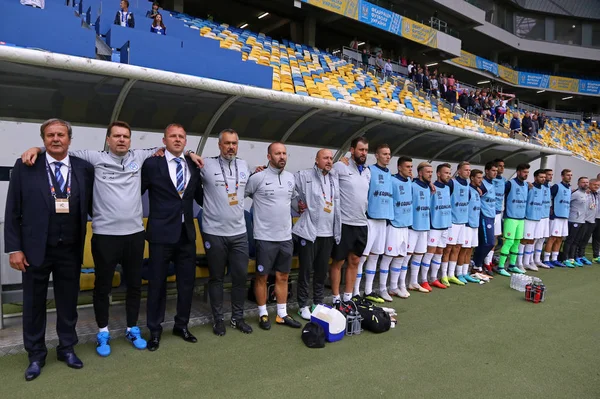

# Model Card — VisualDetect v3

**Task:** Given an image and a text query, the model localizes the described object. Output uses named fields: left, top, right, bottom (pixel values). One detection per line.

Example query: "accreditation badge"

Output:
left=228, top=193, right=239, bottom=206
left=324, top=201, right=333, bottom=214
left=55, top=198, right=70, bottom=214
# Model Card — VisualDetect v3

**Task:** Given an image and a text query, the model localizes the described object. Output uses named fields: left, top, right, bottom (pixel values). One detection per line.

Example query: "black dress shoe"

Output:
left=57, top=352, right=83, bottom=369
left=213, top=320, right=226, bottom=336
left=25, top=361, right=45, bottom=382
left=147, top=335, right=160, bottom=351
left=173, top=327, right=197, bottom=343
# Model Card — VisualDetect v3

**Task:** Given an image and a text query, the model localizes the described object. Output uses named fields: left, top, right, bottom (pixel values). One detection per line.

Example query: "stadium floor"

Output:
left=1, top=265, right=599, bottom=398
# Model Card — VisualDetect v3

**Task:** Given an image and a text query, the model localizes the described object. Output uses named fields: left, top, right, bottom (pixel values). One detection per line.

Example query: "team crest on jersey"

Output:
left=240, top=172, right=247, bottom=179
left=128, top=162, right=139, bottom=171
left=287, top=180, right=293, bottom=188
left=449, top=237, right=453, bottom=241
left=204, top=241, right=211, bottom=249
left=507, top=233, right=511, bottom=237
left=430, top=238, right=435, bottom=243
left=574, top=224, right=578, bottom=227
left=487, top=224, right=492, bottom=228
left=388, top=246, right=393, bottom=251
left=257, top=265, right=264, bottom=273
left=301, top=239, right=306, bottom=246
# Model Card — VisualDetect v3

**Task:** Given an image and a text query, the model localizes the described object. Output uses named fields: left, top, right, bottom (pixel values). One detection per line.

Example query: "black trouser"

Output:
left=593, top=218, right=600, bottom=258
left=147, top=224, right=196, bottom=336
left=296, top=235, right=335, bottom=309
left=23, top=244, right=81, bottom=363
left=562, top=222, right=584, bottom=260
left=202, top=232, right=249, bottom=321
left=576, top=222, right=596, bottom=259
left=92, top=232, right=145, bottom=328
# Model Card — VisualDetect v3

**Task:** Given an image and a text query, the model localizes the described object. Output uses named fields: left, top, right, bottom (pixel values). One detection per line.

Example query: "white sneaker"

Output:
left=534, top=259, right=546, bottom=267
left=379, top=290, right=394, bottom=302
left=525, top=263, right=539, bottom=271
left=298, top=306, right=311, bottom=320
left=517, top=265, right=527, bottom=273
left=408, top=283, right=429, bottom=293
left=390, top=287, right=410, bottom=298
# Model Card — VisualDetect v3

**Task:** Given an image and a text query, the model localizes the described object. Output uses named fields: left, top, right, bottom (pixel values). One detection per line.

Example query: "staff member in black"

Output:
left=4, top=119, right=93, bottom=381
left=141, top=124, right=203, bottom=351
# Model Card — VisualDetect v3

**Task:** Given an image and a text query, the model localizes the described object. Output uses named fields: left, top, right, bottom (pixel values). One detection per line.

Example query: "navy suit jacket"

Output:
left=4, top=153, right=94, bottom=266
left=141, top=155, right=203, bottom=245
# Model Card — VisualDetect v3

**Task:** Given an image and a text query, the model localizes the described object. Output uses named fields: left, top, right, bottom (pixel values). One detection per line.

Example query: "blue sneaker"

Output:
left=573, top=259, right=584, bottom=267
left=580, top=257, right=593, bottom=265
left=543, top=261, right=555, bottom=269
left=125, top=326, right=147, bottom=350
left=552, top=260, right=566, bottom=268
left=96, top=332, right=111, bottom=357
left=457, top=275, right=468, bottom=284
left=464, top=274, right=480, bottom=283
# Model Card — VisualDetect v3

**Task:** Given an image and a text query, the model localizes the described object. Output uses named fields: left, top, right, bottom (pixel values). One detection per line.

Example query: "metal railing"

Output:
left=517, top=101, right=583, bottom=120
left=338, top=47, right=409, bottom=76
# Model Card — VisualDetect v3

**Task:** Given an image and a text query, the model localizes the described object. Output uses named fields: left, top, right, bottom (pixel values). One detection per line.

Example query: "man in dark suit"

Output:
left=4, top=119, right=94, bottom=381
left=141, top=123, right=203, bottom=351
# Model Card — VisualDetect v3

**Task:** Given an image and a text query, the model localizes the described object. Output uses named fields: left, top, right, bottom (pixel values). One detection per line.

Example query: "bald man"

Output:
left=245, top=142, right=301, bottom=329
left=293, top=149, right=342, bottom=320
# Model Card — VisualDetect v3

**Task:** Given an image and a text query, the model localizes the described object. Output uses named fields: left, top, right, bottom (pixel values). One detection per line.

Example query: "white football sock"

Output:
left=484, top=249, right=494, bottom=264
left=420, top=252, right=434, bottom=283
left=99, top=327, right=109, bottom=333
left=400, top=256, right=410, bottom=288
left=534, top=239, right=544, bottom=262
left=551, top=251, right=559, bottom=261
left=363, top=255, right=379, bottom=295
left=379, top=255, right=393, bottom=292
left=343, top=292, right=352, bottom=301
left=389, top=257, right=403, bottom=290
left=410, top=254, right=423, bottom=286
left=448, top=261, right=457, bottom=278
left=517, top=244, right=525, bottom=266
left=258, top=304, right=268, bottom=317
left=430, top=254, right=442, bottom=281
left=276, top=303, right=287, bottom=318
left=543, top=251, right=551, bottom=262
left=441, top=261, right=448, bottom=278
left=524, top=244, right=534, bottom=265
left=354, top=255, right=367, bottom=295
left=332, top=294, right=341, bottom=303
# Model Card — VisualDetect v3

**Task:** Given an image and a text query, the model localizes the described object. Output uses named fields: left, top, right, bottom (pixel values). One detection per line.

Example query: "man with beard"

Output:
left=330, top=137, right=371, bottom=305
left=295, top=149, right=341, bottom=319
left=200, top=128, right=253, bottom=336
left=245, top=142, right=301, bottom=329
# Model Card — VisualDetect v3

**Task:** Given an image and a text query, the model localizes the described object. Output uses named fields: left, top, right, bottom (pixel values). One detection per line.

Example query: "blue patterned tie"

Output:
left=174, top=158, right=184, bottom=193
left=54, top=162, right=66, bottom=193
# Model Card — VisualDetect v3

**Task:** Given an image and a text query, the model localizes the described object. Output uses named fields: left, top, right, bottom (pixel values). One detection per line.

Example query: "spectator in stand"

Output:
left=115, top=0, right=135, bottom=28
left=532, top=113, right=539, bottom=136
left=150, top=13, right=166, bottom=35
left=439, top=76, right=447, bottom=99
left=20, top=0, right=44, bottom=8
left=407, top=61, right=415, bottom=80
left=510, top=112, right=521, bottom=135
left=384, top=59, right=393, bottom=78
left=482, top=98, right=491, bottom=119
left=373, top=44, right=382, bottom=56
left=349, top=37, right=359, bottom=50
left=447, top=74, right=455, bottom=87
left=473, top=98, right=482, bottom=116
left=430, top=74, right=438, bottom=97
left=375, top=53, right=385, bottom=75
left=422, top=71, right=431, bottom=95
left=539, top=113, right=546, bottom=130
left=458, top=90, right=470, bottom=111
left=400, top=57, right=407, bottom=67
left=468, top=91, right=476, bottom=114
left=361, top=49, right=370, bottom=72
left=146, top=2, right=160, bottom=18
left=415, top=68, right=423, bottom=90
left=521, top=111, right=534, bottom=137
left=446, top=85, right=457, bottom=111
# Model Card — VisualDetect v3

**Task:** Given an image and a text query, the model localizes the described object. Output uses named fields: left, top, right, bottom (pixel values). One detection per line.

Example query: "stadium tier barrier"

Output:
left=0, top=0, right=96, bottom=59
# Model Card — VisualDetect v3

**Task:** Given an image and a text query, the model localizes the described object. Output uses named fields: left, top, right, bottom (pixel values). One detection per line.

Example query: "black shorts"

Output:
left=255, top=239, right=293, bottom=275
left=331, top=224, right=368, bottom=261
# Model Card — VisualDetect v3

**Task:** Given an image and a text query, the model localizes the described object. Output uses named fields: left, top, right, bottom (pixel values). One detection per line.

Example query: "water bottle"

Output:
left=510, top=274, right=515, bottom=290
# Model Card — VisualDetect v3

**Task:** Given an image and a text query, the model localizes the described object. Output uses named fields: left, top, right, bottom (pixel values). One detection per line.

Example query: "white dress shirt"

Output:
left=165, top=150, right=189, bottom=222
left=45, top=153, right=70, bottom=185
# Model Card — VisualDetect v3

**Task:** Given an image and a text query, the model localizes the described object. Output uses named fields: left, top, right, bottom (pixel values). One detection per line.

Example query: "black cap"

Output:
left=301, top=322, right=325, bottom=348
